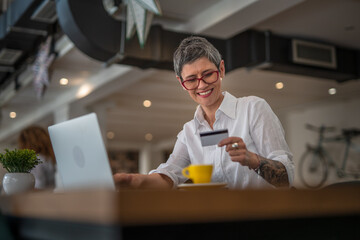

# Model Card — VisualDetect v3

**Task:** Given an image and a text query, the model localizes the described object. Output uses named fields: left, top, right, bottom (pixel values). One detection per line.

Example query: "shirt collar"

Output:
left=193, top=91, right=237, bottom=134
left=217, top=91, right=237, bottom=120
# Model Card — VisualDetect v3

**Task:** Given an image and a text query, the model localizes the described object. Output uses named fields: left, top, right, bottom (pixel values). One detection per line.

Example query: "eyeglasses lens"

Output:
left=183, top=71, right=218, bottom=90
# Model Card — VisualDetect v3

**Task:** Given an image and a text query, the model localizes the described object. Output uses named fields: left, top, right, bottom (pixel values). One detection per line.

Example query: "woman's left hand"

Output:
left=218, top=137, right=259, bottom=169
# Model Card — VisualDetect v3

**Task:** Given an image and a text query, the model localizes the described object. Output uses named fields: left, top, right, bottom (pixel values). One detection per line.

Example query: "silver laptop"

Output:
left=48, top=113, right=115, bottom=191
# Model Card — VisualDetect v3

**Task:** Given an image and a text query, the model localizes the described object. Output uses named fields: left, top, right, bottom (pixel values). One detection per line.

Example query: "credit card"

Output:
left=200, top=129, right=229, bottom=147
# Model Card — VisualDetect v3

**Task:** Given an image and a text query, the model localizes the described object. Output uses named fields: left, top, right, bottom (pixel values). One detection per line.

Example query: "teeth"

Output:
left=198, top=89, right=212, bottom=96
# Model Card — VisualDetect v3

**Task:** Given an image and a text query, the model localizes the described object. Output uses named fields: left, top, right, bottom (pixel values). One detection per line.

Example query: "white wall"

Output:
left=282, top=97, right=360, bottom=189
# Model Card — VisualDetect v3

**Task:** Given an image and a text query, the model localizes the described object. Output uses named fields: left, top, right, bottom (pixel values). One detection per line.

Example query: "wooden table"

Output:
left=1, top=186, right=359, bottom=239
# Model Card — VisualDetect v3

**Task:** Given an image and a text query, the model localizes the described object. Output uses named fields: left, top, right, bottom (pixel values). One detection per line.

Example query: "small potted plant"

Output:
left=0, top=149, right=41, bottom=194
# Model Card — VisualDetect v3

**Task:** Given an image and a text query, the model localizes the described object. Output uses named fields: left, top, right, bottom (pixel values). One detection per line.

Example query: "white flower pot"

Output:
left=2, top=173, right=35, bottom=195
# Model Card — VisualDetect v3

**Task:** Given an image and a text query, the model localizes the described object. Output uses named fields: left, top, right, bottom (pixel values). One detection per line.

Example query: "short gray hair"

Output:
left=173, top=36, right=222, bottom=80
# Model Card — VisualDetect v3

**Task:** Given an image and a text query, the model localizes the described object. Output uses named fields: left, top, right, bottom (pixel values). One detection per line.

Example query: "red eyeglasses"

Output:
left=181, top=70, right=219, bottom=90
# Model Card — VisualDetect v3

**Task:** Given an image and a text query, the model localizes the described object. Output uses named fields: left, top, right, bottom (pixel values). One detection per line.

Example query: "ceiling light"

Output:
left=145, top=133, right=153, bottom=141
left=59, top=78, right=68, bottom=85
left=9, top=112, right=16, bottom=119
left=76, top=84, right=93, bottom=99
left=328, top=88, right=337, bottom=95
left=275, top=82, right=284, bottom=89
left=143, top=100, right=152, bottom=108
left=106, top=131, right=115, bottom=140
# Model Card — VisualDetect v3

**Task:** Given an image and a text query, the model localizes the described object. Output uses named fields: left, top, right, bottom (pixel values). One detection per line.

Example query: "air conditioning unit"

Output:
left=0, top=48, right=22, bottom=65
left=31, top=0, right=57, bottom=23
left=292, top=39, right=337, bottom=69
left=228, top=30, right=359, bottom=82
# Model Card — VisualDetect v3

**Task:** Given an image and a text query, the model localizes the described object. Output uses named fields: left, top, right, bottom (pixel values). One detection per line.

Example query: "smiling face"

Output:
left=177, top=57, right=225, bottom=112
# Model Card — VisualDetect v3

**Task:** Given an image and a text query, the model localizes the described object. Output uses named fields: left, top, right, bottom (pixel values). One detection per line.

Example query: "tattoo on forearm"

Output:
left=258, top=156, right=289, bottom=187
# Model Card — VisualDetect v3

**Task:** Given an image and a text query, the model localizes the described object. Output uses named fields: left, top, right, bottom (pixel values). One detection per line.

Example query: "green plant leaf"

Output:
left=0, top=149, right=42, bottom=173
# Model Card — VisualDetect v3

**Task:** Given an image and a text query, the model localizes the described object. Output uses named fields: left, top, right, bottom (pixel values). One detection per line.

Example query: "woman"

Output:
left=18, top=126, right=56, bottom=189
left=114, top=36, right=294, bottom=189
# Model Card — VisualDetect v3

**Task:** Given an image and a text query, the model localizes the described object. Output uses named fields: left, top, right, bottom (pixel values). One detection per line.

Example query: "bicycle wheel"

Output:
left=298, top=149, right=328, bottom=188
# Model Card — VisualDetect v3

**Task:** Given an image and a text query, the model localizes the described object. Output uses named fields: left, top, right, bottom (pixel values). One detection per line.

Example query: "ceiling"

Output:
left=0, top=0, right=360, bottom=151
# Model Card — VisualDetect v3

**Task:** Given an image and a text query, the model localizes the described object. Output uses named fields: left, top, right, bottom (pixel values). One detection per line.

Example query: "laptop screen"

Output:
left=48, top=113, right=115, bottom=191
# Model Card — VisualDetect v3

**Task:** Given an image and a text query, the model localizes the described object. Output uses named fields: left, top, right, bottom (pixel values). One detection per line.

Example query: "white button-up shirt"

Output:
left=150, top=92, right=294, bottom=189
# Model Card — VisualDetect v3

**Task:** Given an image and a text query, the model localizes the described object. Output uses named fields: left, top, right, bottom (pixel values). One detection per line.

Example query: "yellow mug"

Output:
left=182, top=164, right=213, bottom=184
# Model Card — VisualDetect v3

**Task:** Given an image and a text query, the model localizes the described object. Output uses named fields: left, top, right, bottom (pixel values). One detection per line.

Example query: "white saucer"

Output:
left=177, top=182, right=228, bottom=190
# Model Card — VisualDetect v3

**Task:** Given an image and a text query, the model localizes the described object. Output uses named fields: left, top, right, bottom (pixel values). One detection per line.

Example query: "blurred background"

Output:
left=0, top=0, right=359, bottom=189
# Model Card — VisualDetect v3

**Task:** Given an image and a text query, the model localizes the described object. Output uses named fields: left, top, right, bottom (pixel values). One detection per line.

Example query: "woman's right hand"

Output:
left=113, top=172, right=173, bottom=190
left=113, top=173, right=143, bottom=189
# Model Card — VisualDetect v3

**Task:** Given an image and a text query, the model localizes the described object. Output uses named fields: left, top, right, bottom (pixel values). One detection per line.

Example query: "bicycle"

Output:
left=298, top=124, right=360, bottom=189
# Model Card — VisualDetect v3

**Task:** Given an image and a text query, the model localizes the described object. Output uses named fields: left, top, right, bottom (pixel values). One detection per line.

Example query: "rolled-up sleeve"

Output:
left=249, top=98, right=294, bottom=186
